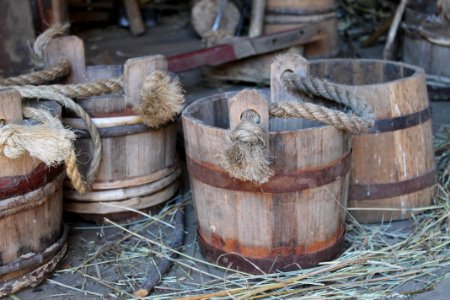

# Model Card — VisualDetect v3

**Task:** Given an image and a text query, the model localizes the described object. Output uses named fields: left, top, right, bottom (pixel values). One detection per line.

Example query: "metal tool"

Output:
left=212, top=0, right=227, bottom=31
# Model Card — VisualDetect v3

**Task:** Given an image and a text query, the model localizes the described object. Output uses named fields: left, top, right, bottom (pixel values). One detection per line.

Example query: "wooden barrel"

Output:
left=182, top=58, right=351, bottom=273
left=307, top=59, right=436, bottom=223
left=45, top=36, right=180, bottom=223
left=264, top=0, right=339, bottom=58
left=0, top=90, right=67, bottom=296
left=402, top=7, right=450, bottom=99
left=206, top=0, right=338, bottom=84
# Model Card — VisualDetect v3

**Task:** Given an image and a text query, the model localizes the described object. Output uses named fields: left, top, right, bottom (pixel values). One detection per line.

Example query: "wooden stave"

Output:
left=70, top=121, right=177, bottom=188
left=308, top=59, right=436, bottom=223
left=0, top=172, right=65, bottom=287
left=182, top=93, right=351, bottom=273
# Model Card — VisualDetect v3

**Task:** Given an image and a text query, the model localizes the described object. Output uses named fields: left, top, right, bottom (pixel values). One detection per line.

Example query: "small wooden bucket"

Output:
left=307, top=59, right=436, bottom=223
left=45, top=36, right=180, bottom=223
left=0, top=90, right=67, bottom=296
left=183, top=57, right=351, bottom=273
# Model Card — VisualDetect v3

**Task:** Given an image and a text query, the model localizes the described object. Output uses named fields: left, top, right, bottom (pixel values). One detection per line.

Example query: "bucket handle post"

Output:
left=270, top=53, right=309, bottom=103
left=220, top=89, right=273, bottom=184
left=228, top=89, right=270, bottom=146
left=45, top=35, right=87, bottom=84
left=0, top=89, right=23, bottom=124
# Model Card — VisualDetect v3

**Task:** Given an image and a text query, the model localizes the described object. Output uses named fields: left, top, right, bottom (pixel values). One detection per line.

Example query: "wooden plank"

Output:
left=167, top=25, right=322, bottom=73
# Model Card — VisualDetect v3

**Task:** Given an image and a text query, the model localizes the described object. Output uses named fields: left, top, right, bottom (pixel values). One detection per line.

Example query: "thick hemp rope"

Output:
left=47, top=78, right=123, bottom=99
left=0, top=107, right=75, bottom=166
left=5, top=86, right=102, bottom=194
left=220, top=76, right=375, bottom=184
left=0, top=61, right=71, bottom=86
left=44, top=71, right=184, bottom=129
left=281, top=72, right=375, bottom=125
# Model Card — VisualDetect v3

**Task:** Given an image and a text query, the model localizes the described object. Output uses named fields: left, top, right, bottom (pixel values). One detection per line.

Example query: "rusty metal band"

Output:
left=198, top=230, right=345, bottom=274
left=0, top=164, right=63, bottom=200
left=367, top=106, right=431, bottom=134
left=187, top=152, right=351, bottom=193
left=75, top=123, right=151, bottom=139
left=350, top=168, right=437, bottom=201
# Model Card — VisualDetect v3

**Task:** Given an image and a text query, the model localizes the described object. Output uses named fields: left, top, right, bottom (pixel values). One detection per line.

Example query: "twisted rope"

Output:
left=48, top=77, right=123, bottom=98
left=6, top=86, right=102, bottom=194
left=281, top=72, right=375, bottom=125
left=270, top=101, right=371, bottom=134
left=0, top=60, right=71, bottom=86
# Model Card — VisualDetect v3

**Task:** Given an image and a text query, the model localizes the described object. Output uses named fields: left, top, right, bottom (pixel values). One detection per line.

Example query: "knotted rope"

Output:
left=220, top=75, right=375, bottom=184
left=220, top=110, right=273, bottom=184
left=135, top=71, right=185, bottom=128
left=0, top=107, right=75, bottom=166
left=5, top=86, right=102, bottom=194
left=41, top=71, right=183, bottom=129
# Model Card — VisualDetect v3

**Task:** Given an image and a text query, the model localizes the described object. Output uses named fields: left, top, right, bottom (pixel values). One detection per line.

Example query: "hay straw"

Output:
left=47, top=131, right=450, bottom=299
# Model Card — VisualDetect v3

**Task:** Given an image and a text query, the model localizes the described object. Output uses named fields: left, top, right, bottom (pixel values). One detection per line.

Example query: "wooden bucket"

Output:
left=206, top=0, right=338, bottom=84
left=402, top=7, right=450, bottom=99
left=182, top=58, right=351, bottom=273
left=307, top=59, right=436, bottom=223
left=0, top=90, right=67, bottom=296
left=44, top=36, right=180, bottom=223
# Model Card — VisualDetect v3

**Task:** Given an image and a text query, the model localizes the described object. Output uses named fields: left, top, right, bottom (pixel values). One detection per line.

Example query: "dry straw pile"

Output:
left=48, top=128, right=450, bottom=299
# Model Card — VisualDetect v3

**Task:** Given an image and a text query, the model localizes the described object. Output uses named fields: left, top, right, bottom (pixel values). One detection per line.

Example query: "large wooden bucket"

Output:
left=182, top=59, right=351, bottom=273
left=0, top=90, right=67, bottom=296
left=45, top=36, right=180, bottom=223
left=307, top=59, right=436, bottom=223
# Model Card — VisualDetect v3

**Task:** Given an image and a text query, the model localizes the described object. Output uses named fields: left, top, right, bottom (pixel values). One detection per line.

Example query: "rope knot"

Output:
left=0, top=127, right=24, bottom=159
left=219, top=110, right=273, bottom=184
left=0, top=107, right=76, bottom=166
left=135, top=70, right=185, bottom=129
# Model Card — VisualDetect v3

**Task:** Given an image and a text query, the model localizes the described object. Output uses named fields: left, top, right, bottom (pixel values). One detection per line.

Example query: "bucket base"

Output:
left=198, top=231, right=345, bottom=274
left=0, top=225, right=68, bottom=297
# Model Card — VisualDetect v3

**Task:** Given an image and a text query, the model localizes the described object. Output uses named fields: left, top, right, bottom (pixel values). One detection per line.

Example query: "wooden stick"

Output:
left=383, top=0, right=409, bottom=59
left=249, top=0, right=266, bottom=37
left=123, top=0, right=145, bottom=36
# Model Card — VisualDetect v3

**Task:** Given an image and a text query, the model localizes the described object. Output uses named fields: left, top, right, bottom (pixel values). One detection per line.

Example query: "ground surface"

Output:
left=8, top=18, right=450, bottom=300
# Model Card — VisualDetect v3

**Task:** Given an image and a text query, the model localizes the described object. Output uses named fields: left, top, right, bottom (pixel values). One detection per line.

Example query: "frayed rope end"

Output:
left=135, top=71, right=185, bottom=129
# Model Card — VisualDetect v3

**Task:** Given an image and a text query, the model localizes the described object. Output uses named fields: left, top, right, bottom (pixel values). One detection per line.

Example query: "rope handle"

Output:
left=280, top=71, right=375, bottom=133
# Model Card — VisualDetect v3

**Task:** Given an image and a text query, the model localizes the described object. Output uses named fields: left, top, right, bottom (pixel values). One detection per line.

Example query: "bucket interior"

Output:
left=185, top=92, right=324, bottom=132
left=309, top=60, right=417, bottom=85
